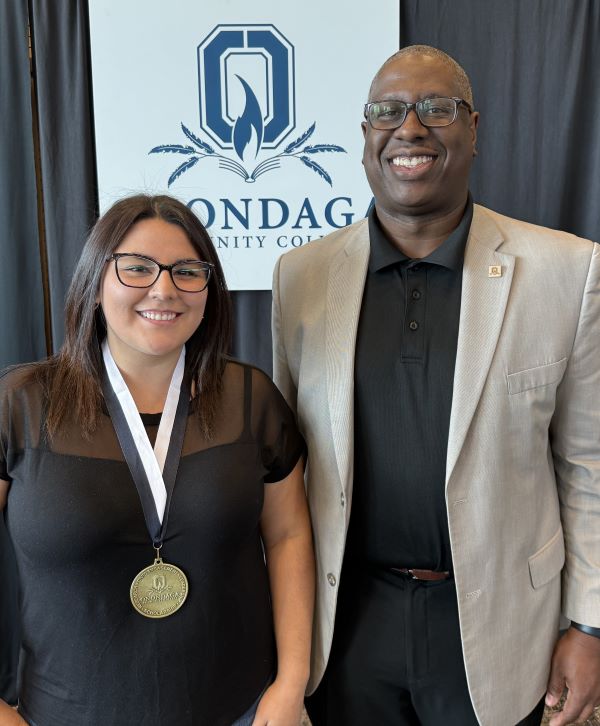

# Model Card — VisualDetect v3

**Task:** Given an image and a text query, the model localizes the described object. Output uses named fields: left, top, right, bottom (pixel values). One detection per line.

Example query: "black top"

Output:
left=347, top=198, right=473, bottom=572
left=0, top=360, right=305, bottom=726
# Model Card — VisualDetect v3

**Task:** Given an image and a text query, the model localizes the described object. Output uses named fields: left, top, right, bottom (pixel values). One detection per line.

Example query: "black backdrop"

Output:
left=399, top=0, right=600, bottom=242
left=1, top=0, right=599, bottom=702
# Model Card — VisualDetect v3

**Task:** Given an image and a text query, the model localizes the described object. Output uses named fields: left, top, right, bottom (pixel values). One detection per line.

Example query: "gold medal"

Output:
left=102, top=345, right=191, bottom=619
left=130, top=554, right=189, bottom=618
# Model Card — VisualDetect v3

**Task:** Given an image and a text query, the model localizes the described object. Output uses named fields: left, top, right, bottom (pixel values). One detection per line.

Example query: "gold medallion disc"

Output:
left=130, top=558, right=188, bottom=618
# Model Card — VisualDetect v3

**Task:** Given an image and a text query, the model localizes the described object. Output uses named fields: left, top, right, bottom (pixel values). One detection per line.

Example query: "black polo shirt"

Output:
left=347, top=197, right=473, bottom=572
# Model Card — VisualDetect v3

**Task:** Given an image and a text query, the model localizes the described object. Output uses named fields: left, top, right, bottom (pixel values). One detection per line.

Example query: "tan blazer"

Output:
left=272, top=204, right=600, bottom=726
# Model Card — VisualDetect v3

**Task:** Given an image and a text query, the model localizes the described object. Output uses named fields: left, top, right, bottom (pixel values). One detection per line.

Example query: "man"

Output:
left=272, top=46, right=600, bottom=726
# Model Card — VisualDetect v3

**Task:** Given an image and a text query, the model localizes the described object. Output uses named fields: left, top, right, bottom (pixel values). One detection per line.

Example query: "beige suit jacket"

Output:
left=272, top=204, right=600, bottom=726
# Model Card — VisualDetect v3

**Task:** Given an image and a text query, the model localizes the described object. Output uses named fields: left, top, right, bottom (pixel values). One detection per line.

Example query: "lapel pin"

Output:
left=488, top=265, right=502, bottom=278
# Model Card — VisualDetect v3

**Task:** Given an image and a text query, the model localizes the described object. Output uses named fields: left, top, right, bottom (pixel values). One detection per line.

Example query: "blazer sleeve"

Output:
left=550, top=242, right=600, bottom=628
left=272, top=254, right=298, bottom=415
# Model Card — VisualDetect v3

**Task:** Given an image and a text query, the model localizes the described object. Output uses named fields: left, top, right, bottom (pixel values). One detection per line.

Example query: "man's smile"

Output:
left=390, top=154, right=436, bottom=168
left=386, top=150, right=439, bottom=177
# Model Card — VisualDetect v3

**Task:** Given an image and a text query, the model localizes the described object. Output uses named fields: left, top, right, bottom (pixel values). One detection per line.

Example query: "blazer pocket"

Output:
left=528, top=526, right=565, bottom=589
left=507, top=358, right=568, bottom=395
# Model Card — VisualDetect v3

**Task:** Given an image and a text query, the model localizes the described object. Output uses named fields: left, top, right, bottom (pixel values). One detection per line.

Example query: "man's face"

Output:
left=362, top=55, right=479, bottom=220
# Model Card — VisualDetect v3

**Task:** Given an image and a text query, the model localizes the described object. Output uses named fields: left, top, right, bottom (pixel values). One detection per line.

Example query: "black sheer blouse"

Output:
left=0, top=360, right=305, bottom=726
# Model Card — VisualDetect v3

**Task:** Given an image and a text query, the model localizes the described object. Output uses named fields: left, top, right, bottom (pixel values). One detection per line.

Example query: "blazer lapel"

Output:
left=326, top=221, right=370, bottom=492
left=446, top=206, right=515, bottom=486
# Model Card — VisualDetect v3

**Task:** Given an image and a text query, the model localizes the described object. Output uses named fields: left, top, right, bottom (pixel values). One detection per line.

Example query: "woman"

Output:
left=0, top=194, right=314, bottom=726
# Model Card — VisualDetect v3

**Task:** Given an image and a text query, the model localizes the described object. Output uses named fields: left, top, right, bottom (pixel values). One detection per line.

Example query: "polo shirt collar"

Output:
left=368, top=194, right=473, bottom=273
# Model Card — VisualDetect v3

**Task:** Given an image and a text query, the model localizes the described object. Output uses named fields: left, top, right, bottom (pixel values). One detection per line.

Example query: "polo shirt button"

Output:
left=409, top=320, right=419, bottom=331
left=411, top=290, right=421, bottom=300
left=327, top=573, right=337, bottom=586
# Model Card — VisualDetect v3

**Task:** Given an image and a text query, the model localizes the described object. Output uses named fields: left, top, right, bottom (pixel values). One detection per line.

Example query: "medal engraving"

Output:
left=130, top=558, right=188, bottom=618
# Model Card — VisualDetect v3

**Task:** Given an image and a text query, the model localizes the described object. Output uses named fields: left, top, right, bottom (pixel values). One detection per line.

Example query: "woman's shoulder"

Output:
left=222, top=358, right=293, bottom=420
left=0, top=361, right=49, bottom=400
left=223, top=357, right=277, bottom=394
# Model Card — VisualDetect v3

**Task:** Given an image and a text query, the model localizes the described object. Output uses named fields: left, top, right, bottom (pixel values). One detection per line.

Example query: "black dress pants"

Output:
left=305, top=568, right=545, bottom=726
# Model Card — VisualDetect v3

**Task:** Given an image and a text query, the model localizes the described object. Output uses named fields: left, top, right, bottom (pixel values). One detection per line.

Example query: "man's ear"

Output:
left=469, top=111, right=479, bottom=153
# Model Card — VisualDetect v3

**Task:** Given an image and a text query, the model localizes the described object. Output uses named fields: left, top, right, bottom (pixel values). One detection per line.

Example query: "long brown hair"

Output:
left=38, top=194, right=232, bottom=438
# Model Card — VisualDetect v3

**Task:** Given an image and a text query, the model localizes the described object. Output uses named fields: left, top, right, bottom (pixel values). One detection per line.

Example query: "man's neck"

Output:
left=375, top=200, right=468, bottom=259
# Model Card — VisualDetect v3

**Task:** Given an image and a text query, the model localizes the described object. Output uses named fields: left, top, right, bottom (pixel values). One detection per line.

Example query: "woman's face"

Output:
left=99, top=217, right=208, bottom=367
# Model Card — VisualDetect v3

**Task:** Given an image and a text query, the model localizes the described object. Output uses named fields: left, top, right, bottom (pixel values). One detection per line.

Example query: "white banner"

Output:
left=89, top=1, right=399, bottom=289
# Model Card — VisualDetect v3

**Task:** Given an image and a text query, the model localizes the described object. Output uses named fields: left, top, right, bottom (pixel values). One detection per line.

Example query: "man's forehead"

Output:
left=369, top=55, right=460, bottom=100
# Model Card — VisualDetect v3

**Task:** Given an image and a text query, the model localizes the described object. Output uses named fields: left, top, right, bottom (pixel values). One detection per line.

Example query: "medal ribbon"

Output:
left=101, top=340, right=190, bottom=546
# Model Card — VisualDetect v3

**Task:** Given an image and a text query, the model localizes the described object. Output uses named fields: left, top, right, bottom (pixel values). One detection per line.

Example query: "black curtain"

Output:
left=29, top=0, right=99, bottom=348
left=230, top=290, right=273, bottom=373
left=0, top=0, right=46, bottom=367
left=400, top=0, right=600, bottom=242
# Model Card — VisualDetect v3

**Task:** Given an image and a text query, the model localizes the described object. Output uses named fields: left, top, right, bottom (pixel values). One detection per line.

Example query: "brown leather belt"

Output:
left=389, top=567, right=451, bottom=581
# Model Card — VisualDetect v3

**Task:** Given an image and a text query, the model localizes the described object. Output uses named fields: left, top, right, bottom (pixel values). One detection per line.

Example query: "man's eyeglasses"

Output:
left=107, top=253, right=213, bottom=293
left=364, top=97, right=473, bottom=130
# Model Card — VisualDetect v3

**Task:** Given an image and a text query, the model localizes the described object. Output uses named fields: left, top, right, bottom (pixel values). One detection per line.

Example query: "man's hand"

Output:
left=0, top=701, right=27, bottom=725
left=545, top=627, right=600, bottom=725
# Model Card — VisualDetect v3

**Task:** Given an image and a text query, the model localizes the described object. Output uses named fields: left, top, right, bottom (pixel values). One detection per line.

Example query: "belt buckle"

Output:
left=389, top=567, right=450, bottom=582
left=389, top=567, right=418, bottom=579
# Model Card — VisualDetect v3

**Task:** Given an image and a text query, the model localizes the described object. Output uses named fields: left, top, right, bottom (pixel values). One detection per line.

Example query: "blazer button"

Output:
left=340, top=492, right=345, bottom=507
left=327, top=573, right=337, bottom=587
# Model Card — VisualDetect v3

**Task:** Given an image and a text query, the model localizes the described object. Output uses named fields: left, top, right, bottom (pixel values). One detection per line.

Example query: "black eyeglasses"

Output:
left=107, top=253, right=213, bottom=293
left=364, top=96, right=473, bottom=130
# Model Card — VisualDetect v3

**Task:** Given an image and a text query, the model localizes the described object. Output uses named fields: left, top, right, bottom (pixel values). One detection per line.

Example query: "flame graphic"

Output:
left=152, top=575, right=166, bottom=592
left=232, top=76, right=264, bottom=161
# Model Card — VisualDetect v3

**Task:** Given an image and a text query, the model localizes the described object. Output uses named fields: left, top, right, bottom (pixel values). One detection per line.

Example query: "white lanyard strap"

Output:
left=102, top=340, right=185, bottom=523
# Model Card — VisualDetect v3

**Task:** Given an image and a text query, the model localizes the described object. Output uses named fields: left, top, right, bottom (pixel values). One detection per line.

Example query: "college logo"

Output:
left=149, top=24, right=346, bottom=186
